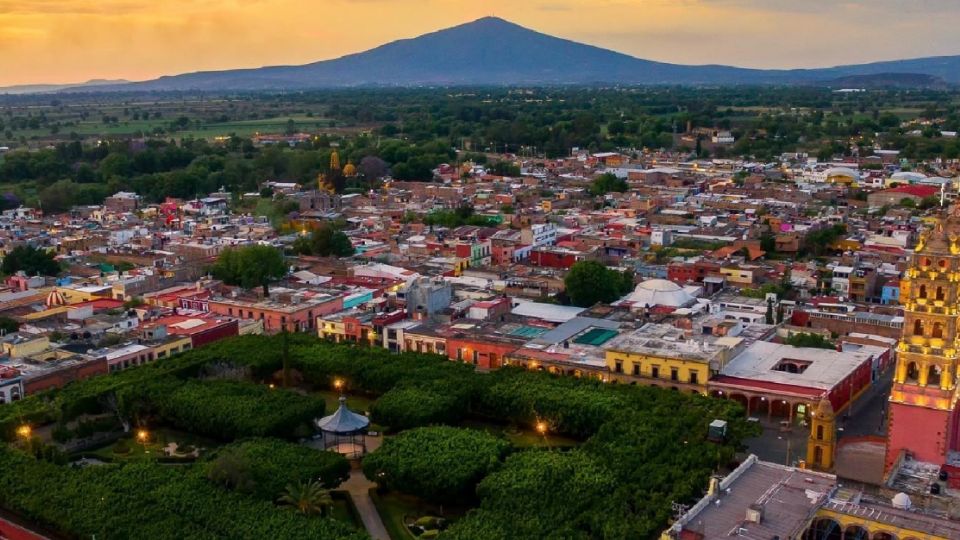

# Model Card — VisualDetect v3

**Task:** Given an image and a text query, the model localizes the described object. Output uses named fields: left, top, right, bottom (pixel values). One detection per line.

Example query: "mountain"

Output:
left=61, top=18, right=960, bottom=91
left=0, top=79, right=129, bottom=95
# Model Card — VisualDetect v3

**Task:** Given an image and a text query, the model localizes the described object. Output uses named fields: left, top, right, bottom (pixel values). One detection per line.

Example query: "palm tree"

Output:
left=278, top=479, right=333, bottom=517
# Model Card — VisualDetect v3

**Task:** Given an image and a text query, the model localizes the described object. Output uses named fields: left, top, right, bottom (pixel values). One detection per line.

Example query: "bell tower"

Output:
left=886, top=214, right=960, bottom=471
left=807, top=398, right=836, bottom=470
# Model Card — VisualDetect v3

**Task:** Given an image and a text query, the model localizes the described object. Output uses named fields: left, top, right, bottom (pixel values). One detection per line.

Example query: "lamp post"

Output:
left=535, top=421, right=549, bottom=450
left=334, top=378, right=344, bottom=396
left=136, top=428, right=149, bottom=455
left=16, top=424, right=31, bottom=442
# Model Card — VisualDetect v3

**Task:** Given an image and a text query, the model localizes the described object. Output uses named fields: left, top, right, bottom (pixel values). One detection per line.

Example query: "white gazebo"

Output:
left=315, top=396, right=370, bottom=459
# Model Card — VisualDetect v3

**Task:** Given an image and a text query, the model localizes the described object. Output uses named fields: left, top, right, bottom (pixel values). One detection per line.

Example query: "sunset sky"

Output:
left=2, top=0, right=959, bottom=86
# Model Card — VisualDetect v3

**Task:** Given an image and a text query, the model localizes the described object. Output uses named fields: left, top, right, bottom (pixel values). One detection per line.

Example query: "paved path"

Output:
left=340, top=469, right=390, bottom=540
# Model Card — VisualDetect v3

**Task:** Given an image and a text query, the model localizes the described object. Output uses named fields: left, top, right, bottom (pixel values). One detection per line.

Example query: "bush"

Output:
left=444, top=450, right=616, bottom=539
left=203, top=438, right=350, bottom=500
left=0, top=446, right=365, bottom=539
left=146, top=379, right=325, bottom=440
left=362, top=426, right=510, bottom=504
left=112, top=439, right=131, bottom=455
left=371, top=386, right=464, bottom=431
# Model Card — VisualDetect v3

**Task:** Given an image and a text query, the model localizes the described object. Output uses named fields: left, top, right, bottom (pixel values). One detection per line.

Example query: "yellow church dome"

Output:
left=343, top=162, right=357, bottom=177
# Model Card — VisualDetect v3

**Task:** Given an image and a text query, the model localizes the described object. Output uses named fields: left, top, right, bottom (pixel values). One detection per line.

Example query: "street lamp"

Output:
left=136, top=429, right=149, bottom=454
left=333, top=378, right=344, bottom=395
left=535, top=421, right=549, bottom=449
left=16, top=424, right=31, bottom=440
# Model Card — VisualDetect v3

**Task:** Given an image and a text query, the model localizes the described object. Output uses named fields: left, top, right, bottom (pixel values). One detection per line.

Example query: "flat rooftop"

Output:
left=670, top=455, right=835, bottom=540
left=602, top=323, right=730, bottom=364
left=716, top=341, right=886, bottom=391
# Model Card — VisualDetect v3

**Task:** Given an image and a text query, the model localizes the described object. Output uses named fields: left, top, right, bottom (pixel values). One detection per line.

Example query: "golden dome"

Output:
left=343, top=162, right=357, bottom=177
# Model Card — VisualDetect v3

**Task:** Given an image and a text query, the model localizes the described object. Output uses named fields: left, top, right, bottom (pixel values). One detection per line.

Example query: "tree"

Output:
left=784, top=333, right=835, bottom=350
left=362, top=426, right=511, bottom=503
left=211, top=245, right=287, bottom=296
left=589, top=173, right=628, bottom=196
left=0, top=317, right=19, bottom=334
left=358, top=156, right=389, bottom=180
left=278, top=479, right=333, bottom=517
left=564, top=261, right=633, bottom=307
left=206, top=449, right=257, bottom=494
left=291, top=225, right=354, bottom=257
left=1, top=245, right=60, bottom=277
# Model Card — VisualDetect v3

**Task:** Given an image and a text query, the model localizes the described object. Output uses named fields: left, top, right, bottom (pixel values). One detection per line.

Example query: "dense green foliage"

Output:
left=370, top=385, right=466, bottom=431
left=0, top=445, right=366, bottom=539
left=784, top=332, right=836, bottom=350
left=139, top=378, right=325, bottom=440
left=590, top=172, right=629, bottom=196
left=292, top=224, right=355, bottom=257
left=0, top=334, right=754, bottom=540
left=563, top=260, right=635, bottom=307
left=0, top=245, right=60, bottom=277
left=444, top=450, right=616, bottom=539
left=3, top=87, right=960, bottom=215
left=203, top=438, right=350, bottom=500
left=363, top=427, right=510, bottom=503
left=210, top=244, right=287, bottom=295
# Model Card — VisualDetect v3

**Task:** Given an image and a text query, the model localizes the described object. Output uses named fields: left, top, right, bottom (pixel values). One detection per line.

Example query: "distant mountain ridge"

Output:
left=52, top=17, right=960, bottom=91
left=0, top=79, right=129, bottom=95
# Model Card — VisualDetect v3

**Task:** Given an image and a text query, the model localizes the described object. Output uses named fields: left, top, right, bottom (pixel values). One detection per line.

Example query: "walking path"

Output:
left=340, top=469, right=390, bottom=540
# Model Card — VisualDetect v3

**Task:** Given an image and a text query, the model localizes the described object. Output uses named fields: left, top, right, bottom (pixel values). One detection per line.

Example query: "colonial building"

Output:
left=886, top=214, right=960, bottom=471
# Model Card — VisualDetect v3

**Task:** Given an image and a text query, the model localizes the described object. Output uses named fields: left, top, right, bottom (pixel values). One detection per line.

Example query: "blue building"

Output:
left=880, top=283, right=900, bottom=305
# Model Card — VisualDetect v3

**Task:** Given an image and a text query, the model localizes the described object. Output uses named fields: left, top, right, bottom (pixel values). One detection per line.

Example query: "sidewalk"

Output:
left=341, top=469, right=390, bottom=540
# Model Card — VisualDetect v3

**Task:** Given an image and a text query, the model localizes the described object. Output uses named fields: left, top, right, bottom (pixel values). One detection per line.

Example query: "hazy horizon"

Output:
left=2, top=1, right=959, bottom=86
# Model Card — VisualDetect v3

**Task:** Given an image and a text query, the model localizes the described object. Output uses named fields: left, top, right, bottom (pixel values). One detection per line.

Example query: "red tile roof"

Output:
left=882, top=185, right=938, bottom=198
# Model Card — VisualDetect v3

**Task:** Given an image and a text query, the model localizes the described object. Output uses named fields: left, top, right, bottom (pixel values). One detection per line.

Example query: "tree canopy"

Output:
left=291, top=225, right=355, bottom=257
left=362, top=426, right=511, bottom=503
left=211, top=244, right=287, bottom=295
left=563, top=260, right=634, bottom=307
left=0, top=245, right=60, bottom=277
left=589, top=172, right=629, bottom=196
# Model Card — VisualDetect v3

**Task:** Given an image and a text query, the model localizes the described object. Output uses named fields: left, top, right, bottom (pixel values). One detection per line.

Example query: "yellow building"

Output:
left=1, top=335, right=51, bottom=358
left=603, top=325, right=737, bottom=393
left=806, top=398, right=836, bottom=471
left=719, top=265, right=757, bottom=286
left=151, top=336, right=193, bottom=360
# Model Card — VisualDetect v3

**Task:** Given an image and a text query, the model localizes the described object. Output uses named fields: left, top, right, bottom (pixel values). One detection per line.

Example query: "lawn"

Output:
left=370, top=490, right=462, bottom=540
left=84, top=427, right=222, bottom=462
left=317, top=390, right=375, bottom=416
left=460, top=419, right=580, bottom=449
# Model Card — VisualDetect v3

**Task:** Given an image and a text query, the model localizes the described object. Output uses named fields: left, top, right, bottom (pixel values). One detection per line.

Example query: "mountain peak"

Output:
left=95, top=17, right=960, bottom=92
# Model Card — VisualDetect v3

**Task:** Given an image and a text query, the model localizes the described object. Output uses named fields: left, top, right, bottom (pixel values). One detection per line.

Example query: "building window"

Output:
left=651, top=365, right=660, bottom=379
left=906, top=362, right=919, bottom=383
left=632, top=364, right=640, bottom=376
left=615, top=360, right=623, bottom=373
left=689, top=371, right=699, bottom=385
left=933, top=322, right=944, bottom=339
left=914, top=319, right=924, bottom=336
left=937, top=287, right=945, bottom=301
left=928, top=365, right=942, bottom=387
left=670, top=368, right=679, bottom=382
left=919, top=284, right=927, bottom=299
left=472, top=350, right=479, bottom=365
left=457, top=348, right=463, bottom=361
left=816, top=425, right=824, bottom=440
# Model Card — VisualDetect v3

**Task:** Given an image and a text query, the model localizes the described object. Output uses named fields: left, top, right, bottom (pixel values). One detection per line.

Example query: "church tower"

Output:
left=885, top=214, right=960, bottom=471
left=807, top=398, right=836, bottom=470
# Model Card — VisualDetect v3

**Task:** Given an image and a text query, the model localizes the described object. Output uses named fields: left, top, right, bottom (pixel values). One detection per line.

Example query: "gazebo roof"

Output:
left=316, top=396, right=370, bottom=434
